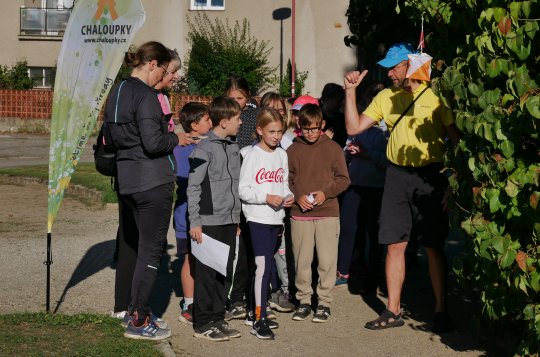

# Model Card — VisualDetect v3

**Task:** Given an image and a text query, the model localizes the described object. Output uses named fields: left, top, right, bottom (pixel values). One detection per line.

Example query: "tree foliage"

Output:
left=185, top=13, right=274, bottom=96
left=0, top=60, right=35, bottom=90
left=269, top=59, right=309, bottom=96
left=347, top=0, right=539, bottom=354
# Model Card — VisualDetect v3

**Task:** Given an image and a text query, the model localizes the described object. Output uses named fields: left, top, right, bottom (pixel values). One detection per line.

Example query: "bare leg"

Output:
left=425, top=247, right=447, bottom=312
left=181, top=253, right=195, bottom=299
left=385, top=241, right=408, bottom=315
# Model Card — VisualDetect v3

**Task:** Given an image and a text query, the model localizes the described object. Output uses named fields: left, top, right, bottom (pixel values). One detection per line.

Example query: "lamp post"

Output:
left=272, top=8, right=291, bottom=87
left=291, top=0, right=296, bottom=97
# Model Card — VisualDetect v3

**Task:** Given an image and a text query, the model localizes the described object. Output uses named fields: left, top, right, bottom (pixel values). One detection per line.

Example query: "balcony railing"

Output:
left=20, top=7, right=71, bottom=37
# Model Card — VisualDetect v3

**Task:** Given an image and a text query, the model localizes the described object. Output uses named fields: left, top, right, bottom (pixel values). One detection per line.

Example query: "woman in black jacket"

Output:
left=104, top=41, right=180, bottom=340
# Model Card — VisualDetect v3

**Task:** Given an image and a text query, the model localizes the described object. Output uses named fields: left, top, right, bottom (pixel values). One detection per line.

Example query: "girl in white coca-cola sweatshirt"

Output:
left=238, top=108, right=294, bottom=340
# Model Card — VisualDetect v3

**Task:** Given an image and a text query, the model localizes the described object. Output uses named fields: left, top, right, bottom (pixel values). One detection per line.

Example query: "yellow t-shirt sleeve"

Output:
left=362, top=93, right=385, bottom=123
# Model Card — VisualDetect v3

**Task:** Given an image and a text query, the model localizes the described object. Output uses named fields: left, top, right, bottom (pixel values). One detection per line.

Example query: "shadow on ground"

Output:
left=54, top=239, right=116, bottom=313
left=343, top=232, right=500, bottom=356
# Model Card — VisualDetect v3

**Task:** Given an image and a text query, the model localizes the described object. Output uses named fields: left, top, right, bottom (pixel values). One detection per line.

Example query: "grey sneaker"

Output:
left=123, top=318, right=171, bottom=340
left=228, top=301, right=247, bottom=319
left=121, top=312, right=168, bottom=329
left=292, top=304, right=312, bottom=321
left=216, top=321, right=241, bottom=338
left=266, top=304, right=277, bottom=320
left=312, top=305, right=330, bottom=323
left=193, top=325, right=230, bottom=342
left=269, top=290, right=295, bottom=312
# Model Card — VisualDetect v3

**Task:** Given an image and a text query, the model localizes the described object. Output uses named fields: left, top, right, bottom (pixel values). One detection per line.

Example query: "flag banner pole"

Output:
left=45, top=232, right=53, bottom=312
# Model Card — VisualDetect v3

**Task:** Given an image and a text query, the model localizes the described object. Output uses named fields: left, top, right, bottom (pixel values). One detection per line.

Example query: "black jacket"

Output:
left=103, top=76, right=179, bottom=195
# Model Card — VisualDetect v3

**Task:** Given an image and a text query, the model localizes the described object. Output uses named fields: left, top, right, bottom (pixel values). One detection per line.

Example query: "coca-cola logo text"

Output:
left=255, top=168, right=284, bottom=184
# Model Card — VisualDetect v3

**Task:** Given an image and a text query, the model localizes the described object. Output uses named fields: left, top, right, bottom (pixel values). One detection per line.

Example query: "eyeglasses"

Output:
left=301, top=126, right=321, bottom=134
left=161, top=66, right=170, bottom=76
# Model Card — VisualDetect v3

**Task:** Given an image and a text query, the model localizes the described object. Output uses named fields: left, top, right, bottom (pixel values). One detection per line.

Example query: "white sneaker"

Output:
left=111, top=310, right=127, bottom=319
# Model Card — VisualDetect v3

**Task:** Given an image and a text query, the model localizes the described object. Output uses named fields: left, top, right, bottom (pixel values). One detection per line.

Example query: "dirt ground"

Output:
left=0, top=181, right=492, bottom=357
left=0, top=134, right=491, bottom=356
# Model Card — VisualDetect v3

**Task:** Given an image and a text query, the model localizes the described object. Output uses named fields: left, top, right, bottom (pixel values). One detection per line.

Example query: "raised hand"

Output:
left=344, top=70, right=368, bottom=90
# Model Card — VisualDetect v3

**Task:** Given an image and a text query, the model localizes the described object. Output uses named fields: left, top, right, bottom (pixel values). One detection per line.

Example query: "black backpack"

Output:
left=93, top=123, right=116, bottom=177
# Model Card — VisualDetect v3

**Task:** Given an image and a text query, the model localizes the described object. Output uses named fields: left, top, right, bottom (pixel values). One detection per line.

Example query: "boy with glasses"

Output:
left=286, top=104, right=350, bottom=323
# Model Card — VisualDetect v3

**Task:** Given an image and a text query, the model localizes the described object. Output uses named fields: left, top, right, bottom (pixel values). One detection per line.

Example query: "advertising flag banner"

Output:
left=47, top=0, right=145, bottom=232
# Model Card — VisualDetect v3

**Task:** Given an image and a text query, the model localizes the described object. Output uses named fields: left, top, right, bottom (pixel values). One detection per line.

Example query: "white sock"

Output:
left=184, top=297, right=194, bottom=307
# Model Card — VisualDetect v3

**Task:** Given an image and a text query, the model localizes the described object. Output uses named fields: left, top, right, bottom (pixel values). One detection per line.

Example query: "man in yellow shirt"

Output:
left=344, top=43, right=460, bottom=333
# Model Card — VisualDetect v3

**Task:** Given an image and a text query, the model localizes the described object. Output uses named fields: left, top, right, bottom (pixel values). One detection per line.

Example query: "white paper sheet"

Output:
left=191, top=233, right=230, bottom=276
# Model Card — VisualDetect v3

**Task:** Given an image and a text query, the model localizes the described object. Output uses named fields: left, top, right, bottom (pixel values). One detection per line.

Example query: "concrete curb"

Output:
left=156, top=340, right=177, bottom=357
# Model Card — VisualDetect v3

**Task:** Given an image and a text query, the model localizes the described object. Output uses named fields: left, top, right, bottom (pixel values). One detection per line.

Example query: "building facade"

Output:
left=0, top=0, right=357, bottom=95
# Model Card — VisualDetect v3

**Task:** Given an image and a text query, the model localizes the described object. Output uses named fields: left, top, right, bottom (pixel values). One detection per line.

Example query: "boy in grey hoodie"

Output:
left=187, top=96, right=243, bottom=341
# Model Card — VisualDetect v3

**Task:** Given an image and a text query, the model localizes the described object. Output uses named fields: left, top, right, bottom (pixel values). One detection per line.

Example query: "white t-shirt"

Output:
left=239, top=144, right=293, bottom=225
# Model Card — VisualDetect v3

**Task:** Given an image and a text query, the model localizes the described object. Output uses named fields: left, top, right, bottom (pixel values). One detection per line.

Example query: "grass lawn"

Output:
left=0, top=163, right=117, bottom=204
left=0, top=313, right=163, bottom=357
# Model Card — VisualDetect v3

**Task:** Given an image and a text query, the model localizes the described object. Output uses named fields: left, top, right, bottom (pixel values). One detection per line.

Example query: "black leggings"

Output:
left=114, top=182, right=173, bottom=319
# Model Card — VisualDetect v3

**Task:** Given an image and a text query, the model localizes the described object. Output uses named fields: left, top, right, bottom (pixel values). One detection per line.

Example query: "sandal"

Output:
left=365, top=309, right=405, bottom=330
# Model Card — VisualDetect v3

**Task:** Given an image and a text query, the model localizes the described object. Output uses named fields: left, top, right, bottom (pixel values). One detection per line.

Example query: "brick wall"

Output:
left=0, top=89, right=53, bottom=119
left=0, top=89, right=213, bottom=120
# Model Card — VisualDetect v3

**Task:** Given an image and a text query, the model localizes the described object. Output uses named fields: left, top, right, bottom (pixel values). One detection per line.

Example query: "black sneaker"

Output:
left=193, top=324, right=230, bottom=342
left=312, top=305, right=330, bottom=323
left=228, top=301, right=247, bottom=319
left=292, top=304, right=311, bottom=321
left=250, top=318, right=275, bottom=340
left=245, top=311, right=279, bottom=329
left=216, top=321, right=241, bottom=338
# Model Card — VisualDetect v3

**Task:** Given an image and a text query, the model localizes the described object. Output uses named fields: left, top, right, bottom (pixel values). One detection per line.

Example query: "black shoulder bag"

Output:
left=93, top=124, right=116, bottom=176
left=93, top=81, right=126, bottom=177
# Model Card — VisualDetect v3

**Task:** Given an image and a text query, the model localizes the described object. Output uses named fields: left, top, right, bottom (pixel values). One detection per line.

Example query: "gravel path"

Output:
left=0, top=134, right=489, bottom=356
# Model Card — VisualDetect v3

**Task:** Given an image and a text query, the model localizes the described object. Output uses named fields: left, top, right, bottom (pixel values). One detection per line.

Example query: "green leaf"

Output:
left=526, top=95, right=540, bottom=119
left=500, top=249, right=516, bottom=268
left=505, top=179, right=519, bottom=197
left=461, top=218, right=474, bottom=235
left=531, top=272, right=540, bottom=292
left=496, top=58, right=509, bottom=75
left=468, top=157, right=476, bottom=172
left=524, top=21, right=538, bottom=40
left=500, top=141, right=515, bottom=158
left=523, top=304, right=535, bottom=319
left=486, top=59, right=500, bottom=78
left=493, top=7, right=506, bottom=22
left=509, top=2, right=522, bottom=20
left=521, top=1, right=532, bottom=17
left=478, top=89, right=501, bottom=109
left=468, top=82, right=484, bottom=97
left=483, top=122, right=494, bottom=142
left=503, top=158, right=515, bottom=172
left=492, top=235, right=504, bottom=254
left=501, top=93, right=515, bottom=106
left=494, top=121, right=508, bottom=140
left=488, top=189, right=502, bottom=213
left=477, top=54, right=486, bottom=72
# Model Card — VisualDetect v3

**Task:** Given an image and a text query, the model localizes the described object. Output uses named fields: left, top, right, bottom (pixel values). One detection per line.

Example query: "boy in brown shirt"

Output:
left=287, top=104, right=350, bottom=322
